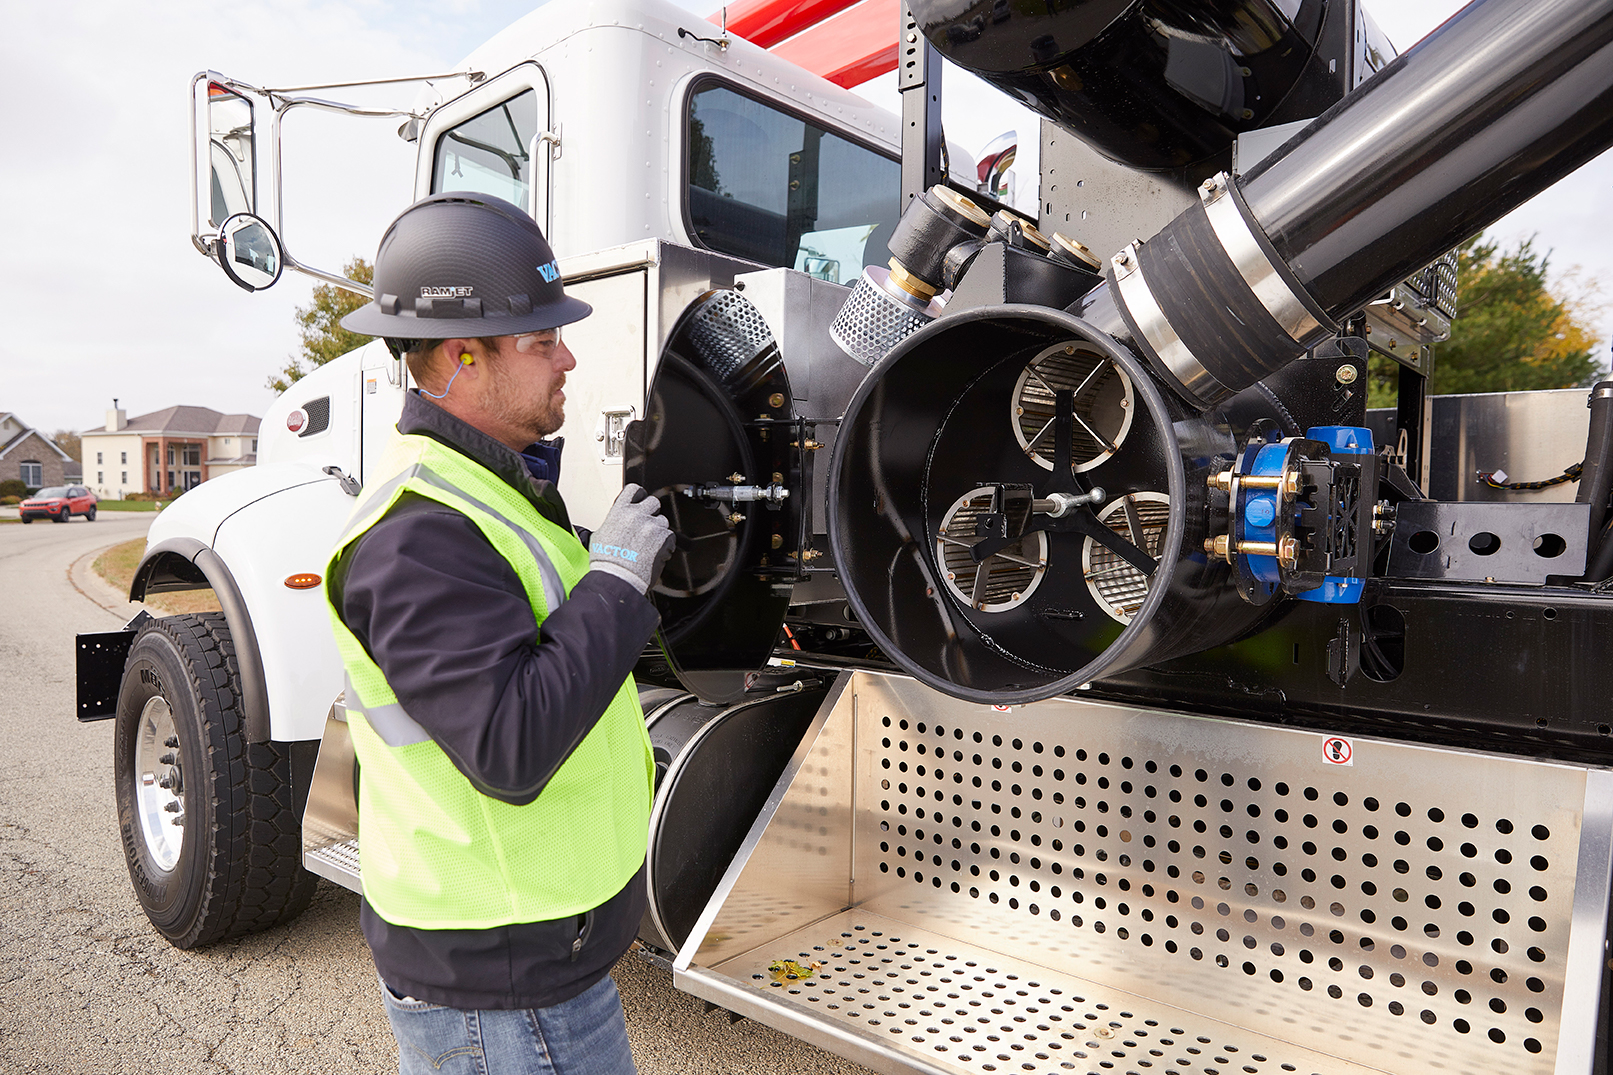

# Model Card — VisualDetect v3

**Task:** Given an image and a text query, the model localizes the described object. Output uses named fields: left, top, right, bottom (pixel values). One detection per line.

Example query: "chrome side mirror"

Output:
left=201, top=81, right=258, bottom=227
left=215, top=213, right=284, bottom=292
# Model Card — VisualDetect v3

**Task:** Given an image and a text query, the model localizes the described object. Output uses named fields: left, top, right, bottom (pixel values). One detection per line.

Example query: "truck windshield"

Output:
left=685, top=82, right=899, bottom=285
left=432, top=89, right=538, bottom=209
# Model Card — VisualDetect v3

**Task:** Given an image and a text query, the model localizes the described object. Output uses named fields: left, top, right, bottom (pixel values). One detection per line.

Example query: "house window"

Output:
left=20, top=461, right=42, bottom=487
left=121, top=451, right=127, bottom=464
left=121, top=471, right=127, bottom=484
left=252, top=439, right=258, bottom=452
left=97, top=471, right=103, bottom=483
left=97, top=452, right=103, bottom=464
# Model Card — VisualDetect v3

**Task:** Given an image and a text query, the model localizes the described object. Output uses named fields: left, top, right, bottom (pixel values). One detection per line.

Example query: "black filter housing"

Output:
left=828, top=306, right=1273, bottom=705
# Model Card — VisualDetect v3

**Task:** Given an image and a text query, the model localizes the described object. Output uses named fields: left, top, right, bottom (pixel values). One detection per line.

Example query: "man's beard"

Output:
left=486, top=358, right=564, bottom=441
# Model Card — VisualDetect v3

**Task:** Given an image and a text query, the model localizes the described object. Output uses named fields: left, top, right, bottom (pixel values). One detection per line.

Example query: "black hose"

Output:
left=1584, top=513, right=1613, bottom=584
left=1577, top=383, right=1613, bottom=527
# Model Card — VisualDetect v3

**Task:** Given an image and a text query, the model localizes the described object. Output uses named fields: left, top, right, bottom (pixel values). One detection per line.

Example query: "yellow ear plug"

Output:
left=461, top=353, right=474, bottom=364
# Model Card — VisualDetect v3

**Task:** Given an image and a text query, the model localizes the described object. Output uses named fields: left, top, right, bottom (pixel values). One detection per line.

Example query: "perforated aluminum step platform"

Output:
left=681, top=909, right=1395, bottom=1075
left=674, top=672, right=1613, bottom=1075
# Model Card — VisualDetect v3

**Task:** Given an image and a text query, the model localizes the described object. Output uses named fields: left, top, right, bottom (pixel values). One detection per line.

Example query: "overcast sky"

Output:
left=4, top=0, right=1609, bottom=437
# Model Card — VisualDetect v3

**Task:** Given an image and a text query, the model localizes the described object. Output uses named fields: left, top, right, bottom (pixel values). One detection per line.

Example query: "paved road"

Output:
left=0, top=516, right=873, bottom=1075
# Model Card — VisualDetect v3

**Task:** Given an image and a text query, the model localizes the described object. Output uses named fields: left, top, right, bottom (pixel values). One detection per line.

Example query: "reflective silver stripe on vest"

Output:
left=338, top=467, right=417, bottom=543
left=338, top=461, right=567, bottom=616
left=410, top=464, right=567, bottom=616
left=346, top=676, right=433, bottom=747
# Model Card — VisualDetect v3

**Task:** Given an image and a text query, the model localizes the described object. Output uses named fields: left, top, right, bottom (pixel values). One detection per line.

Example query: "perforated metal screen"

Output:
left=681, top=672, right=1612, bottom=1075
left=684, top=290, right=776, bottom=381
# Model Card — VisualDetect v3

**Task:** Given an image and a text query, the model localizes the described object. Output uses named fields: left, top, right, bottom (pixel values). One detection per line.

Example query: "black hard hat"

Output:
left=341, top=192, right=591, bottom=344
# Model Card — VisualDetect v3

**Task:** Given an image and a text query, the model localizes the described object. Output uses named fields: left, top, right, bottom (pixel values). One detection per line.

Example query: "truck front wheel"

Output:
left=114, top=612, right=318, bottom=948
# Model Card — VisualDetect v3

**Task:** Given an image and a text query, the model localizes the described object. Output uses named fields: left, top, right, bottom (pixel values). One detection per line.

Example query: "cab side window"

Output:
left=685, top=82, right=899, bottom=284
left=432, top=90, right=539, bottom=210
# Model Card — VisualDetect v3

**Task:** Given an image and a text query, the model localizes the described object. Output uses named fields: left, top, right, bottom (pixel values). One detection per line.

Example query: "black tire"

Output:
left=21, top=517, right=31, bottom=524
left=86, top=506, right=96, bottom=521
left=53, top=508, right=68, bottom=523
left=114, top=612, right=318, bottom=948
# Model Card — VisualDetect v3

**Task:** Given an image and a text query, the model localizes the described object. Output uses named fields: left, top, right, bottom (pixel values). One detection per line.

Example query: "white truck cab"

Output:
left=80, top=0, right=902, bottom=950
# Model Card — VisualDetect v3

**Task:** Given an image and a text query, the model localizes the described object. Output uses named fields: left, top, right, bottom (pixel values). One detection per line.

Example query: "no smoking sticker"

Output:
left=1322, top=737, right=1353, bottom=766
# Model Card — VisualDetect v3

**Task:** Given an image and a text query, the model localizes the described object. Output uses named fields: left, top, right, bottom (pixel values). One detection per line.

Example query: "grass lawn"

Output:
left=95, top=539, right=222, bottom=615
left=96, top=500, right=171, bottom=512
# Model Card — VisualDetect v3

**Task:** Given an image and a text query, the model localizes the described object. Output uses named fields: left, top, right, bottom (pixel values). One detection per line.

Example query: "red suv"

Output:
left=20, top=485, right=98, bottom=523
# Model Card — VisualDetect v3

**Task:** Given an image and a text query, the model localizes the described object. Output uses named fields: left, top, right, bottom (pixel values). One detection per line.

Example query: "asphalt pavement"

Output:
left=0, top=513, right=874, bottom=1075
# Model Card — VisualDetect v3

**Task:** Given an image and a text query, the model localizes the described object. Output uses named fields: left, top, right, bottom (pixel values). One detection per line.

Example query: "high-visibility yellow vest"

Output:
left=325, top=430, right=652, bottom=930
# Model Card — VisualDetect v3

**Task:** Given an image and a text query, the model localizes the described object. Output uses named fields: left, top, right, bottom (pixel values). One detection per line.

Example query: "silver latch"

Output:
left=595, top=405, right=637, bottom=463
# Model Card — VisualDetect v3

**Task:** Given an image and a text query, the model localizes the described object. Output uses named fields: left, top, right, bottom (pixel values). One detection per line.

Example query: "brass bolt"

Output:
left=728, top=472, right=745, bottom=483
left=728, top=512, right=744, bottom=525
left=1278, top=535, right=1300, bottom=568
left=772, top=472, right=783, bottom=484
left=771, top=534, right=783, bottom=549
left=1335, top=364, right=1359, bottom=385
left=1209, top=470, right=1234, bottom=492
left=769, top=392, right=785, bottom=408
left=1204, top=534, right=1231, bottom=560
left=802, top=549, right=822, bottom=562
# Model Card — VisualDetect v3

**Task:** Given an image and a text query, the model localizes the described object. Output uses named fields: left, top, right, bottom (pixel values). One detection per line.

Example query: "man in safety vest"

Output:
left=327, top=192, right=674, bottom=1074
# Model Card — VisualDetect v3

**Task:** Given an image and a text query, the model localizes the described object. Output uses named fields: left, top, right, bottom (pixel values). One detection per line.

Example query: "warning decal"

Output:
left=1322, top=736, right=1354, bottom=766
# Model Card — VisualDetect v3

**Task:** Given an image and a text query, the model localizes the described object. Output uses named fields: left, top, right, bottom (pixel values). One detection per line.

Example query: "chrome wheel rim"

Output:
left=134, top=696, right=185, bottom=871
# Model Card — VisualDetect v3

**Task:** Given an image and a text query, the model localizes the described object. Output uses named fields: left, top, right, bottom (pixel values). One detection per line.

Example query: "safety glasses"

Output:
left=512, top=326, right=562, bottom=353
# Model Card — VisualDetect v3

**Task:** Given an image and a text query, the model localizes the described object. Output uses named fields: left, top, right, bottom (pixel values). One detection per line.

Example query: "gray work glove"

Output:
left=588, top=483, right=675, bottom=594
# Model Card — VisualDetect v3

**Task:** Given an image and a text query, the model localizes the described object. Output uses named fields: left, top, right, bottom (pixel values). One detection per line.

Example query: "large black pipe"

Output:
left=1076, top=0, right=1613, bottom=409
left=1242, top=0, right=1613, bottom=319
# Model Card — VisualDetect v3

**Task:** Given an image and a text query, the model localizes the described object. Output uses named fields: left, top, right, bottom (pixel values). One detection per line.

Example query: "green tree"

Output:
left=51, top=430, right=81, bottom=463
left=266, top=258, right=375, bottom=393
left=1368, top=237, right=1603, bottom=406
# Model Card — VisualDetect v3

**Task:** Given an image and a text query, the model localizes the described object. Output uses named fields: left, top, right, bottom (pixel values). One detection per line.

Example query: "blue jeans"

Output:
left=380, top=973, right=638, bottom=1075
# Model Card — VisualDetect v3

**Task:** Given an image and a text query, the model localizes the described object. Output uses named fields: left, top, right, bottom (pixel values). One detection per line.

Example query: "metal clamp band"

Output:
left=1199, top=173, right=1333, bottom=345
left=1110, top=243, right=1228, bottom=407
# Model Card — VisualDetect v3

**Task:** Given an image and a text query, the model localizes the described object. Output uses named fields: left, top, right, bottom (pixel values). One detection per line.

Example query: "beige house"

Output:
left=82, top=404, right=259, bottom=500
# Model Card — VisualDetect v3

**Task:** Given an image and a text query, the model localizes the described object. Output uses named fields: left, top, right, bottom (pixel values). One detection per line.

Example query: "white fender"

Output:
left=139, top=460, right=356, bottom=744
